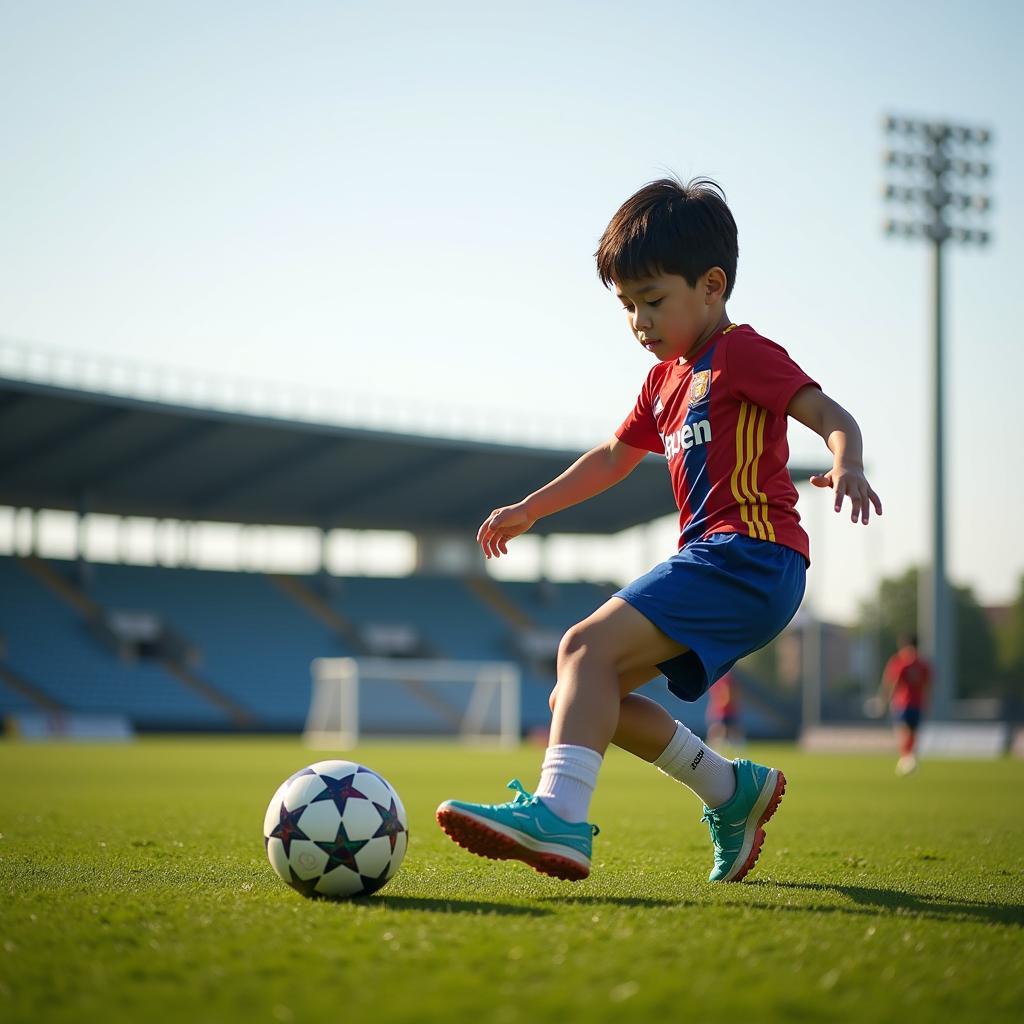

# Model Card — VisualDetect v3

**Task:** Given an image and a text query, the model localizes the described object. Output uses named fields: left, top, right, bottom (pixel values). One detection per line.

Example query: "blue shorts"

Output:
left=614, top=533, right=806, bottom=703
left=898, top=707, right=922, bottom=730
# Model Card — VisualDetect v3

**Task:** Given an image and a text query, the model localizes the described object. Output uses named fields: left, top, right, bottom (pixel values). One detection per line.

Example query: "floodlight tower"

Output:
left=882, top=115, right=993, bottom=720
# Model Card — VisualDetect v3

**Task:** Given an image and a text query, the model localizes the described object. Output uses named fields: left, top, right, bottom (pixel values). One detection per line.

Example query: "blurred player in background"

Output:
left=880, top=633, right=931, bottom=775
left=437, top=177, right=882, bottom=884
left=706, top=670, right=745, bottom=751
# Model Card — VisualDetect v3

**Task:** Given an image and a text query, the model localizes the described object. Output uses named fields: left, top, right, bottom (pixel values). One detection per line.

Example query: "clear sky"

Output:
left=1, top=0, right=1021, bottom=622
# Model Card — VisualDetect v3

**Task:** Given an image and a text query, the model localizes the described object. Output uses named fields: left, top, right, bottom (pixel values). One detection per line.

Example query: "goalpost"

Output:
left=304, top=657, right=521, bottom=749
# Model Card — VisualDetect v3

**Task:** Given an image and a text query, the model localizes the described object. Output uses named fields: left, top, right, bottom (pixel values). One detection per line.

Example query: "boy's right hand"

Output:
left=477, top=503, right=535, bottom=559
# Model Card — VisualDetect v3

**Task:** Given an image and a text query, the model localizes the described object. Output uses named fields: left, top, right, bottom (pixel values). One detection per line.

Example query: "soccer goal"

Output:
left=304, top=657, right=521, bottom=749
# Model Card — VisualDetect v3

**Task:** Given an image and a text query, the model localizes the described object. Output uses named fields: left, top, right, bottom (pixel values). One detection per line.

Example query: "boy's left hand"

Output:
left=809, top=464, right=882, bottom=524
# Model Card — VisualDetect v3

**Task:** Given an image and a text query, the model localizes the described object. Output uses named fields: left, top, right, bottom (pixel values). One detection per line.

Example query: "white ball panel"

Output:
left=285, top=772, right=328, bottom=808
left=354, top=836, right=393, bottom=878
left=287, top=839, right=328, bottom=879
left=308, top=759, right=361, bottom=778
left=316, top=867, right=362, bottom=897
left=296, top=800, right=341, bottom=842
left=339, top=798, right=381, bottom=840
left=350, top=772, right=392, bottom=805
left=266, top=837, right=291, bottom=882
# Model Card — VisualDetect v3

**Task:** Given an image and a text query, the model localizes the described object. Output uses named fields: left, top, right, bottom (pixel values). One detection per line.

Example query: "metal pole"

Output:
left=927, top=238, right=954, bottom=719
left=883, top=116, right=991, bottom=720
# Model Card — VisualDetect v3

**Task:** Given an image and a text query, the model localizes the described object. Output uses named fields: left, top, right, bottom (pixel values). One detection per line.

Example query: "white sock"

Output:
left=654, top=720, right=737, bottom=808
left=534, top=743, right=603, bottom=823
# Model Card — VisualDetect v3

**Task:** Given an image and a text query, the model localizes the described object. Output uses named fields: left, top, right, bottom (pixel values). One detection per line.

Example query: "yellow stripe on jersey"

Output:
left=750, top=405, right=776, bottom=542
left=731, top=401, right=774, bottom=542
left=729, top=403, right=749, bottom=536
left=743, top=405, right=767, bottom=540
left=731, top=403, right=760, bottom=539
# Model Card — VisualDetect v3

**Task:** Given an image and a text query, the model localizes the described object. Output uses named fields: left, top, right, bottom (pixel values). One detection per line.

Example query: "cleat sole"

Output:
left=436, top=806, right=589, bottom=882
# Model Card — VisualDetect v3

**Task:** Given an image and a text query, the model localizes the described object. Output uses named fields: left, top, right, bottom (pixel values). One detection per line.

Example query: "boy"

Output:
left=436, top=177, right=882, bottom=883
left=880, top=633, right=931, bottom=774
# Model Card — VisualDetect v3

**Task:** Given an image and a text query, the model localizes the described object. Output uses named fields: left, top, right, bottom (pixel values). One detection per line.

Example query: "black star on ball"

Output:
left=357, top=864, right=392, bottom=897
left=315, top=820, right=370, bottom=875
left=269, top=803, right=309, bottom=858
left=286, top=864, right=323, bottom=899
left=311, top=773, right=368, bottom=816
left=372, top=798, right=406, bottom=853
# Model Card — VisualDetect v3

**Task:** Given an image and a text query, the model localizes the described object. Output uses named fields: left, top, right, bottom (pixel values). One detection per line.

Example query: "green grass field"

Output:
left=2, top=738, right=1022, bottom=1024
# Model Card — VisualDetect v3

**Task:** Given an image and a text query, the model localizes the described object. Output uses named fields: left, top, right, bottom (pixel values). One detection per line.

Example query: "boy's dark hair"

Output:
left=595, top=177, right=739, bottom=300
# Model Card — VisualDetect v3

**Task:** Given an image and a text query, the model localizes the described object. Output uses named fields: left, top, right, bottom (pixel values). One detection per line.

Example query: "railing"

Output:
left=0, top=335, right=607, bottom=449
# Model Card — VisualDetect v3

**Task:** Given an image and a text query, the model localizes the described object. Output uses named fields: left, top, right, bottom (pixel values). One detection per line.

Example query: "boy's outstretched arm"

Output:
left=787, top=385, right=883, bottom=525
left=477, top=436, right=648, bottom=558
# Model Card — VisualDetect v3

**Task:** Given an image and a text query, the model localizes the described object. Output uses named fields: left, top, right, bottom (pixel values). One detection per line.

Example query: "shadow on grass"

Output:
left=747, top=880, right=1024, bottom=928
left=359, top=895, right=552, bottom=916
left=538, top=895, right=684, bottom=909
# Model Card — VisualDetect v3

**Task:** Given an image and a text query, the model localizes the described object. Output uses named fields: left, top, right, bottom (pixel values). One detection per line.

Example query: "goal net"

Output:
left=304, top=657, right=521, bottom=749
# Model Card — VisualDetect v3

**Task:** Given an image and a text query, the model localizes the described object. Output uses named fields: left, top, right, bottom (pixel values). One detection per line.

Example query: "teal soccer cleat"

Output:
left=436, top=779, right=599, bottom=881
left=701, top=758, right=787, bottom=882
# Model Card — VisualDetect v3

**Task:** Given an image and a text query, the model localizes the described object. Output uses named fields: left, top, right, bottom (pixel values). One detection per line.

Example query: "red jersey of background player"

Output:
left=616, top=323, right=818, bottom=561
left=883, top=647, right=932, bottom=710
left=707, top=672, right=740, bottom=722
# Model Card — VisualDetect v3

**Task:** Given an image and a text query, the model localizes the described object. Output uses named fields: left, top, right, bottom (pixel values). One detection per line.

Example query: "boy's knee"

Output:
left=548, top=685, right=559, bottom=713
left=557, top=621, right=593, bottom=666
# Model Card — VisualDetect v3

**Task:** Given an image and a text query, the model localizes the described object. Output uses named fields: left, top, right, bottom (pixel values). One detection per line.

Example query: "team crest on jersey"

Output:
left=689, top=370, right=711, bottom=406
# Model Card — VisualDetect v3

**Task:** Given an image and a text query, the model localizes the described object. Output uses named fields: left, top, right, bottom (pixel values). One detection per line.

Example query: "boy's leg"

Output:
left=436, top=599, right=687, bottom=879
left=437, top=597, right=784, bottom=882
left=607, top=690, right=736, bottom=808
left=896, top=714, right=919, bottom=773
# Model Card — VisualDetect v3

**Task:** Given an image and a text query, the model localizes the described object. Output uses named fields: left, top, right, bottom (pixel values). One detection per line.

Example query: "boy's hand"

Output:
left=809, top=463, right=882, bottom=524
left=477, top=503, right=536, bottom=558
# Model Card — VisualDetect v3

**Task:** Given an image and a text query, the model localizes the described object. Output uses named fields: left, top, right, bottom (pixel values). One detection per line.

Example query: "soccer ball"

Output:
left=263, top=759, right=409, bottom=898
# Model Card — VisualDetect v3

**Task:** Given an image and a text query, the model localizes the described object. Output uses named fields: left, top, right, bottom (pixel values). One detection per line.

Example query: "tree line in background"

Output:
left=742, top=566, right=1024, bottom=706
left=860, top=567, right=1024, bottom=701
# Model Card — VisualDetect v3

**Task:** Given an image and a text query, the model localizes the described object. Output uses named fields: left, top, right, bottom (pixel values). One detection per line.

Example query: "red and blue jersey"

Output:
left=616, top=323, right=818, bottom=561
left=883, top=648, right=931, bottom=710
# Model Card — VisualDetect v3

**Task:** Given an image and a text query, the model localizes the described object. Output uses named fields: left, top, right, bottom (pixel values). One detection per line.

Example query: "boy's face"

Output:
left=614, top=271, right=721, bottom=362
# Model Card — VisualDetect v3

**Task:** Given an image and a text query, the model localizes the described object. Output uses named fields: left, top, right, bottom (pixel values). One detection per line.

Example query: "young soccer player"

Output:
left=436, top=177, right=882, bottom=883
left=880, top=633, right=931, bottom=774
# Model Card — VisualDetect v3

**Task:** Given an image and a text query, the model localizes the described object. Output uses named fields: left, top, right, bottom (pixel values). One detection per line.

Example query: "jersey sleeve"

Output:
left=615, top=368, right=665, bottom=454
left=725, top=331, right=819, bottom=416
left=882, top=654, right=899, bottom=684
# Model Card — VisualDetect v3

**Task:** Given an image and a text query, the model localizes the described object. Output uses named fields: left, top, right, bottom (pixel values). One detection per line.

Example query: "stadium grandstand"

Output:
left=0, top=365, right=820, bottom=740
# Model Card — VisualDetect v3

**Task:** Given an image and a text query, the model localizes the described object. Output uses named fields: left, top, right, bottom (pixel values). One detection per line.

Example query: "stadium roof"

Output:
left=0, top=377, right=817, bottom=536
